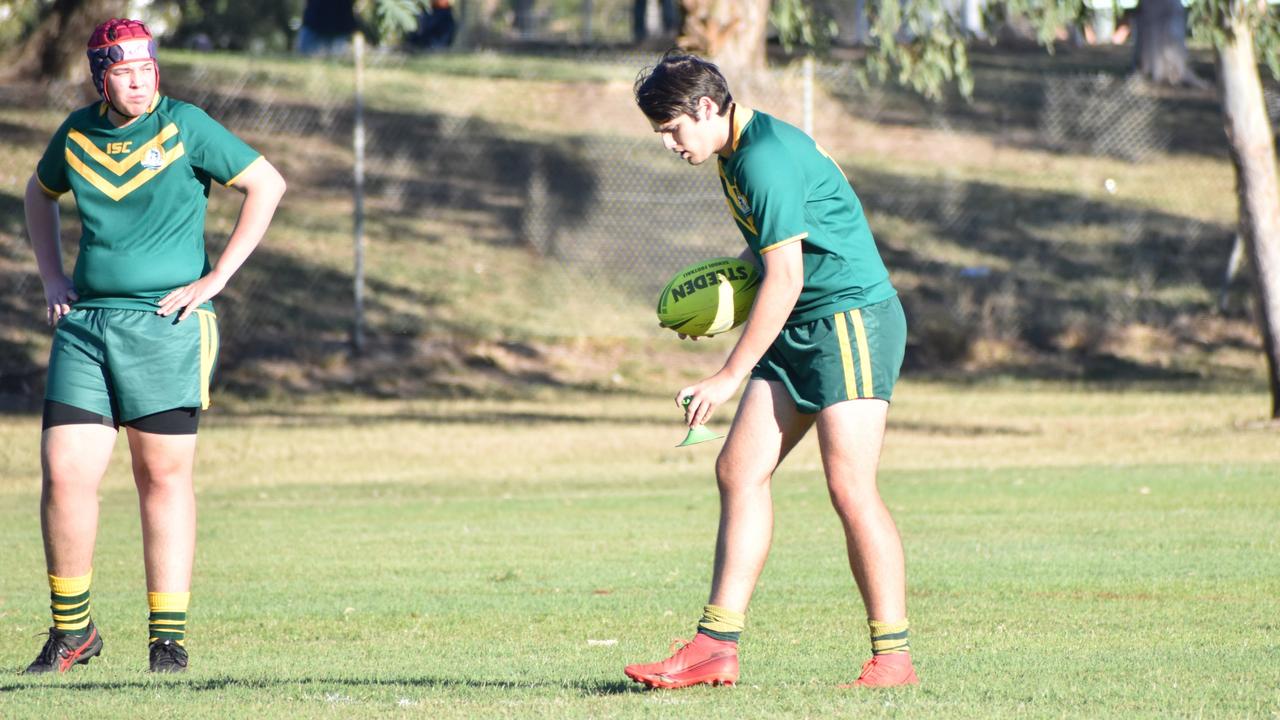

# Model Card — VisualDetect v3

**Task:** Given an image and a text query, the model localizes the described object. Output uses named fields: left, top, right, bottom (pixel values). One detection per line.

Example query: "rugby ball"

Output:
left=656, top=257, right=761, bottom=337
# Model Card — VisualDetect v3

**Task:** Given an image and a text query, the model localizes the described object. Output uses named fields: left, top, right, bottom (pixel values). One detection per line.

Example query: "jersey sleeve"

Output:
left=176, top=103, right=263, bottom=186
left=35, top=118, right=74, bottom=197
left=739, top=151, right=809, bottom=255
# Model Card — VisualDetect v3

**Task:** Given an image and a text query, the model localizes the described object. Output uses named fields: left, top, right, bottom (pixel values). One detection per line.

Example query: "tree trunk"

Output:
left=1, top=0, right=123, bottom=83
left=678, top=0, right=768, bottom=79
left=1216, top=13, right=1280, bottom=419
left=455, top=0, right=501, bottom=47
left=1133, top=0, right=1203, bottom=86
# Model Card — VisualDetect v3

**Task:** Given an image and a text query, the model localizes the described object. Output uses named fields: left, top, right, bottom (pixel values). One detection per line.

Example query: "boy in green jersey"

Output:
left=623, top=52, right=917, bottom=689
left=22, top=18, right=286, bottom=674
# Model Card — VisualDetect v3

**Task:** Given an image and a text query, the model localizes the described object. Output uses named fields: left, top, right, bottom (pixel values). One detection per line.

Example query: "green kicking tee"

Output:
left=36, top=95, right=262, bottom=311
left=716, top=105, right=896, bottom=324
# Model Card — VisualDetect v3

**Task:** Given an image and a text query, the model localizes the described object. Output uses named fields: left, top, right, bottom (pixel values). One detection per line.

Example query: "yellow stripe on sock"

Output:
left=52, top=605, right=91, bottom=620
left=869, top=618, right=910, bottom=655
left=699, top=604, right=746, bottom=634
left=59, top=616, right=92, bottom=631
left=148, top=591, right=191, bottom=613
left=49, top=570, right=92, bottom=596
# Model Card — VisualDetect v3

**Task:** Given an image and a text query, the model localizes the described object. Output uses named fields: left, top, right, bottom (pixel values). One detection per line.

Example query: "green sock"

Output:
left=149, top=591, right=190, bottom=645
left=869, top=618, right=910, bottom=655
left=697, top=604, right=745, bottom=643
left=49, top=570, right=93, bottom=636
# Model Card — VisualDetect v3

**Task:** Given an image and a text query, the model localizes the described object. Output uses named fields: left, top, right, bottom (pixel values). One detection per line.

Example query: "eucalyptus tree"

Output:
left=769, top=0, right=1280, bottom=418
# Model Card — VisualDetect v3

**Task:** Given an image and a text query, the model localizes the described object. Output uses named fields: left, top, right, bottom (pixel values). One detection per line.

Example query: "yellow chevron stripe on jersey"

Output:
left=67, top=124, right=179, bottom=176
left=718, top=163, right=758, bottom=235
left=65, top=142, right=186, bottom=202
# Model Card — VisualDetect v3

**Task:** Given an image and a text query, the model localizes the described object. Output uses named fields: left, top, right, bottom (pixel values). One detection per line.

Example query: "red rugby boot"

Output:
left=24, top=624, right=104, bottom=674
left=624, top=633, right=739, bottom=689
left=840, top=653, right=920, bottom=688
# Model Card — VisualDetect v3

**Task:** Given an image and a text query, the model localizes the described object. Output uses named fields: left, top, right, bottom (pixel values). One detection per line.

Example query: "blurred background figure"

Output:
left=633, top=0, right=679, bottom=44
left=297, top=0, right=356, bottom=56
left=407, top=0, right=457, bottom=50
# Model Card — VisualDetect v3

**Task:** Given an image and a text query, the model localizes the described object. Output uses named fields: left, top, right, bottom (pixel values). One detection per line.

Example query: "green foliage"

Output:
left=0, top=0, right=49, bottom=51
left=769, top=0, right=1077, bottom=102
left=868, top=2, right=975, bottom=101
left=368, top=0, right=424, bottom=42
left=994, top=0, right=1081, bottom=48
left=1190, top=0, right=1280, bottom=80
left=770, top=0, right=838, bottom=53
left=168, top=0, right=302, bottom=51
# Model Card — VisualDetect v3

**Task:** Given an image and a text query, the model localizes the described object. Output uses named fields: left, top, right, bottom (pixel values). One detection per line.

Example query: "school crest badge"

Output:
left=141, top=147, right=164, bottom=171
left=730, top=187, right=752, bottom=217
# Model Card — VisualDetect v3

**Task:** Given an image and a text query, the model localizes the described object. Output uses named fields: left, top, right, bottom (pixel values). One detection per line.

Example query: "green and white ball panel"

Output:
left=656, top=257, right=761, bottom=337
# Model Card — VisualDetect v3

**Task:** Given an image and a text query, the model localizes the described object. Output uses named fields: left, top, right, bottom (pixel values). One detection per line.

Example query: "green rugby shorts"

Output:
left=752, top=295, right=906, bottom=413
left=45, top=307, right=219, bottom=423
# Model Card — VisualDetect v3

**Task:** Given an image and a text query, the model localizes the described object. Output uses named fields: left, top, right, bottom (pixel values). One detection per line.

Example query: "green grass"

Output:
left=1, top=382, right=1277, bottom=718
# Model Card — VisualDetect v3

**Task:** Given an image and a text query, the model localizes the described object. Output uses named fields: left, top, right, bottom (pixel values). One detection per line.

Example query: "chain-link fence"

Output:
left=0, top=42, right=1269, bottom=402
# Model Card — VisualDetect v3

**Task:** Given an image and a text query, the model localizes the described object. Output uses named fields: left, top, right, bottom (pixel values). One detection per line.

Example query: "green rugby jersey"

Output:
left=716, top=106, right=895, bottom=324
left=36, top=96, right=262, bottom=310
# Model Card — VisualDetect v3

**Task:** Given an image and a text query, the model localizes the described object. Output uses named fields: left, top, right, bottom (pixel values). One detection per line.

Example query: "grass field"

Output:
left=1, top=382, right=1277, bottom=718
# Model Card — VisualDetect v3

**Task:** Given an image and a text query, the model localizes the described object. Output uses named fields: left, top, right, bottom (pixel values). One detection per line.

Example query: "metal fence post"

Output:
left=352, top=32, right=367, bottom=354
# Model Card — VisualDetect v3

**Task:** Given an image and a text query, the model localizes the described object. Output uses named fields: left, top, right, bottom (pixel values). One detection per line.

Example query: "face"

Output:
left=105, top=60, right=157, bottom=118
left=650, top=98, right=725, bottom=166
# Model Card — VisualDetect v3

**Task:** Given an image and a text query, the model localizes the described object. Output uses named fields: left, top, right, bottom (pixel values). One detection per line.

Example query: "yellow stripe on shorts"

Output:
left=193, top=310, right=218, bottom=410
left=849, top=309, right=874, bottom=399
left=834, top=312, right=858, bottom=401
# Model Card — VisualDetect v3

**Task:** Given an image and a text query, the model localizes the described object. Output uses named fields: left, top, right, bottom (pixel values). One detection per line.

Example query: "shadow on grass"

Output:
left=168, top=72, right=599, bottom=251
left=0, top=59, right=1260, bottom=404
left=846, top=166, right=1238, bottom=379
left=0, top=674, right=638, bottom=696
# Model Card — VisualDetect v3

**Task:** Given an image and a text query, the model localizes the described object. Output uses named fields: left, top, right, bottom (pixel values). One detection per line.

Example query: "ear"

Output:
left=698, top=96, right=718, bottom=121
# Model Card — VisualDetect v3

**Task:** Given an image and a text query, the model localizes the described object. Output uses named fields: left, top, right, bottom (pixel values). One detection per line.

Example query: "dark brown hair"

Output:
left=634, top=50, right=733, bottom=122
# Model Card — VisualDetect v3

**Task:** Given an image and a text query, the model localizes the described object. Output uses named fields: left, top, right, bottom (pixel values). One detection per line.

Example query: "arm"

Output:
left=158, top=158, right=287, bottom=321
left=24, top=174, right=77, bottom=326
left=678, top=240, right=804, bottom=427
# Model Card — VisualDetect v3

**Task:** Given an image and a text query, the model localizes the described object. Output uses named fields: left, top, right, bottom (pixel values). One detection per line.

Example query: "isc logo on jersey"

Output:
left=141, top=147, right=164, bottom=171
left=730, top=187, right=751, bottom=217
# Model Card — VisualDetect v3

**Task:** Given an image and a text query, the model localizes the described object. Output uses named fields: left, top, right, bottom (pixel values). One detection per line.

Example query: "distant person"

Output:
left=21, top=18, right=285, bottom=674
left=297, top=0, right=357, bottom=56
left=633, top=0, right=679, bottom=43
left=407, top=0, right=456, bottom=50
left=623, top=51, right=916, bottom=690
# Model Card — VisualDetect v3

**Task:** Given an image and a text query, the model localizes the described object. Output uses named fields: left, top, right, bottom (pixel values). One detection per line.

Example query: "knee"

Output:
left=826, top=476, right=881, bottom=510
left=42, top=454, right=97, bottom=493
left=133, top=458, right=192, bottom=492
left=715, top=454, right=768, bottom=494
